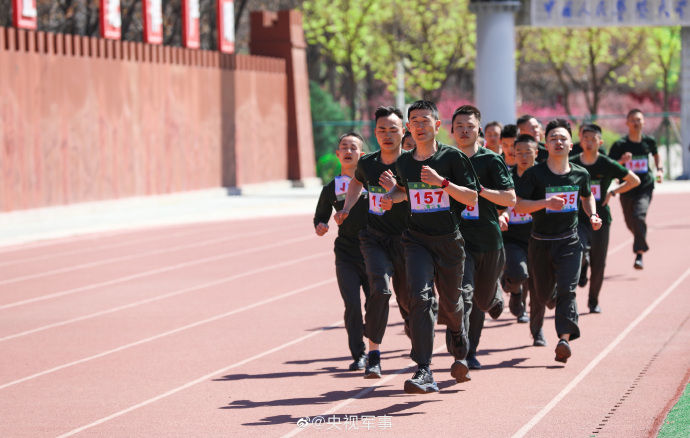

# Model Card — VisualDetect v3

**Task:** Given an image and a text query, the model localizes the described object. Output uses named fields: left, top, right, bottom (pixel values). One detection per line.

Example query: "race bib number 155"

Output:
left=409, top=182, right=450, bottom=213
left=546, top=185, right=578, bottom=213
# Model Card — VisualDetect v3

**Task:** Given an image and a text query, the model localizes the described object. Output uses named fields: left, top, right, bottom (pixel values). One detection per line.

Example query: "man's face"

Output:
left=515, top=141, right=536, bottom=170
left=452, top=113, right=480, bottom=148
left=402, top=135, right=416, bottom=151
left=484, top=125, right=501, bottom=151
left=545, top=127, right=572, bottom=157
left=375, top=114, right=404, bottom=153
left=501, top=137, right=516, bottom=161
left=335, top=136, right=362, bottom=168
left=518, top=118, right=541, bottom=140
left=407, top=109, right=440, bottom=144
left=581, top=131, right=602, bottom=153
left=626, top=112, right=644, bottom=133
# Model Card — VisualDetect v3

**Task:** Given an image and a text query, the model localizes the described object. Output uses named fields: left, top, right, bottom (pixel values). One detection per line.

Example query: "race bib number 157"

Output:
left=409, top=182, right=450, bottom=213
left=546, top=185, right=578, bottom=213
left=368, top=185, right=386, bottom=216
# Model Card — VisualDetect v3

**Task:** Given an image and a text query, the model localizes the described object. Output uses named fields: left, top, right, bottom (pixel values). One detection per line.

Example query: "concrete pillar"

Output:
left=469, top=0, right=521, bottom=126
left=682, top=27, right=690, bottom=178
left=249, top=10, right=317, bottom=183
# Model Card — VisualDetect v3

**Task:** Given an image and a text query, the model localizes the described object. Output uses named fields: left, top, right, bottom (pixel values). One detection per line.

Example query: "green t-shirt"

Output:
left=608, top=135, right=657, bottom=193
left=515, top=162, right=591, bottom=236
left=537, top=143, right=548, bottom=163
left=570, top=153, right=629, bottom=225
left=354, top=151, right=408, bottom=235
left=313, top=176, right=368, bottom=261
left=460, top=147, right=514, bottom=253
left=395, top=143, right=480, bottom=236
left=502, top=166, right=533, bottom=249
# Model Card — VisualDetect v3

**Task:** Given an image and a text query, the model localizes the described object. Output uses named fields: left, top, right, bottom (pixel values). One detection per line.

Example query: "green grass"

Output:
left=657, top=382, right=690, bottom=438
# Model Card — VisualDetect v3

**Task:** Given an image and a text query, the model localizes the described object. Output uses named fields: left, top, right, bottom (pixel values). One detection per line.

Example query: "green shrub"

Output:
left=316, top=153, right=341, bottom=184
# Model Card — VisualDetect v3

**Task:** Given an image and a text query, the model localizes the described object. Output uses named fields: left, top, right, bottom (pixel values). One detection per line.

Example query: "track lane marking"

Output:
left=0, top=276, right=335, bottom=390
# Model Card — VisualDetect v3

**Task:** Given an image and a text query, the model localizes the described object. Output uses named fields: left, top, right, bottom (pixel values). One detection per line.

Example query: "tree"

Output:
left=520, top=27, right=646, bottom=118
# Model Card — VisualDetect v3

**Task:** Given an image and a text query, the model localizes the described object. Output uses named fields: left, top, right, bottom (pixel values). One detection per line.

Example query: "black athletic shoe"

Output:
left=634, top=254, right=644, bottom=270
left=364, top=351, right=381, bottom=378
left=589, top=304, right=602, bottom=314
left=348, top=354, right=367, bottom=371
left=517, top=311, right=529, bottom=324
left=451, top=359, right=471, bottom=383
left=533, top=330, right=547, bottom=347
left=466, top=354, right=482, bottom=370
left=554, top=339, right=572, bottom=363
left=509, top=292, right=524, bottom=317
left=404, top=367, right=439, bottom=394
left=578, top=268, right=588, bottom=287
left=488, top=299, right=504, bottom=320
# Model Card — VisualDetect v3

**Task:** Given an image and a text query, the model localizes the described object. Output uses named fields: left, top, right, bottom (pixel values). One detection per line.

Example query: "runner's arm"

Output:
left=480, top=187, right=516, bottom=208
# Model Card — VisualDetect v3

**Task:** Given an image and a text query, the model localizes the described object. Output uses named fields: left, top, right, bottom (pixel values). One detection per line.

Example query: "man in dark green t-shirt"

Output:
left=499, top=135, right=540, bottom=340
left=452, top=105, right=516, bottom=370
left=571, top=124, right=640, bottom=313
left=384, top=100, right=480, bottom=394
left=313, top=133, right=370, bottom=371
left=608, top=109, right=663, bottom=269
left=515, top=119, right=602, bottom=364
left=336, top=106, right=413, bottom=379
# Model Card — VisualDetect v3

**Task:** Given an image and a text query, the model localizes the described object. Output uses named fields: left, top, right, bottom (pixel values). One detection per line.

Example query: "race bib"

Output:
left=460, top=201, right=479, bottom=220
left=507, top=207, right=532, bottom=224
left=546, top=185, right=578, bottom=213
left=368, top=185, right=386, bottom=216
left=334, top=176, right=351, bottom=201
left=409, top=182, right=450, bottom=213
left=590, top=180, right=601, bottom=201
left=625, top=155, right=649, bottom=174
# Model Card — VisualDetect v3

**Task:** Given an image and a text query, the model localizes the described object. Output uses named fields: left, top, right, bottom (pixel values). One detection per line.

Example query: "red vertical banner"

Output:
left=142, top=0, right=163, bottom=44
left=100, top=0, right=122, bottom=39
left=217, top=0, right=235, bottom=53
left=11, top=0, right=38, bottom=30
left=182, top=0, right=200, bottom=49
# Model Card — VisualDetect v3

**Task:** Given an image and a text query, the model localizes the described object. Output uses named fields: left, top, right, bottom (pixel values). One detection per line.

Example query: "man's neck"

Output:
left=546, top=156, right=570, bottom=175
left=414, top=139, right=438, bottom=160
left=580, top=151, right=599, bottom=165
left=629, top=131, right=642, bottom=143
left=380, top=148, right=401, bottom=165
left=457, top=142, right=479, bottom=158
left=340, top=167, right=356, bottom=178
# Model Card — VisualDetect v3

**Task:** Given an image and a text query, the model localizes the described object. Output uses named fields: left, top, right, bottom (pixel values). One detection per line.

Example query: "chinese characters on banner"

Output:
left=217, top=0, right=235, bottom=53
left=531, top=0, right=690, bottom=27
left=12, top=0, right=37, bottom=29
left=100, top=0, right=122, bottom=39
left=183, top=0, right=201, bottom=49
left=143, top=0, right=163, bottom=44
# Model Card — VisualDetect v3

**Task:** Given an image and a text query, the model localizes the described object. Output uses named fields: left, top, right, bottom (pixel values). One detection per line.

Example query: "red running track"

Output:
left=0, top=197, right=688, bottom=437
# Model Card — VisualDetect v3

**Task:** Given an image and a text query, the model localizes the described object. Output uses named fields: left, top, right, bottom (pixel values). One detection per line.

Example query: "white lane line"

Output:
left=0, top=228, right=204, bottom=268
left=0, top=234, right=314, bottom=310
left=510, top=266, right=690, bottom=438
left=0, top=251, right=330, bottom=342
left=281, top=343, right=448, bottom=438
left=0, top=276, right=335, bottom=391
left=55, top=318, right=345, bottom=438
left=0, top=226, right=304, bottom=286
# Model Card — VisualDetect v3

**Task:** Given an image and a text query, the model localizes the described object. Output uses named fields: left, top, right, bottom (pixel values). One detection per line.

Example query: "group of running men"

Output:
left=313, top=101, right=661, bottom=394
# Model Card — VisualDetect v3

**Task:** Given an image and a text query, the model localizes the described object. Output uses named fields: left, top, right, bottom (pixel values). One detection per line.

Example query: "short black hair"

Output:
left=581, top=123, right=602, bottom=136
left=500, top=124, right=518, bottom=139
left=402, top=131, right=413, bottom=142
left=374, top=106, right=404, bottom=123
left=516, top=114, right=536, bottom=127
left=484, top=121, right=503, bottom=131
left=627, top=108, right=643, bottom=119
left=451, top=105, right=482, bottom=126
left=544, top=119, right=572, bottom=138
left=338, top=131, right=365, bottom=146
left=514, top=134, right=538, bottom=148
left=407, top=100, right=439, bottom=120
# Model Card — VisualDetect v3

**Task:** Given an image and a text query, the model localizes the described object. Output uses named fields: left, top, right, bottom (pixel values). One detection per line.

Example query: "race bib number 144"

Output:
left=409, top=182, right=450, bottom=213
